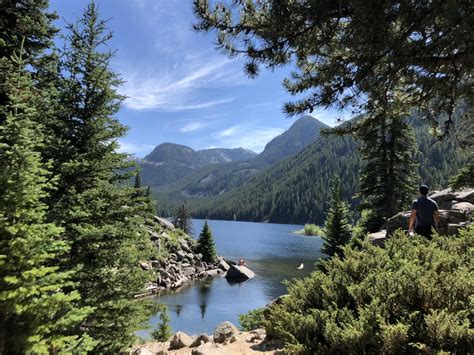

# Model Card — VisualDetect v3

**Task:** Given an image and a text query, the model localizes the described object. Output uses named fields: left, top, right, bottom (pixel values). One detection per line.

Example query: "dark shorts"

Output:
left=415, top=225, right=436, bottom=239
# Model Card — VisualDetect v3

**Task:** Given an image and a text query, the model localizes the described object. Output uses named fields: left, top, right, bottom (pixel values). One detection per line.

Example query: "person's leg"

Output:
left=415, top=226, right=432, bottom=239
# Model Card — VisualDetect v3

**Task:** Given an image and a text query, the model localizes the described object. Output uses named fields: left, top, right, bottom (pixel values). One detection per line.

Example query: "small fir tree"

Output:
left=0, top=48, right=94, bottom=354
left=196, top=220, right=218, bottom=263
left=173, top=205, right=193, bottom=235
left=151, top=305, right=172, bottom=342
left=322, top=177, right=352, bottom=258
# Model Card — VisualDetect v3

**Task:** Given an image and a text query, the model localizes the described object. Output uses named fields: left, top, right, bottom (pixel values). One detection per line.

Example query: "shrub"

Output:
left=265, top=226, right=474, bottom=353
left=151, top=305, right=172, bottom=342
left=239, top=307, right=266, bottom=331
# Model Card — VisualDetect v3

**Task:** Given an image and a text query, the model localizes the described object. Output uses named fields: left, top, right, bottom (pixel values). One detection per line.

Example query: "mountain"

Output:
left=147, top=115, right=329, bottom=198
left=155, top=117, right=470, bottom=224
left=254, top=115, right=328, bottom=164
left=139, top=143, right=256, bottom=187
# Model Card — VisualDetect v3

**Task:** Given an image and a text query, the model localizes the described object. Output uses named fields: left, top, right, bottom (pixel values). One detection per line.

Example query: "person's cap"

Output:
left=419, top=184, right=429, bottom=194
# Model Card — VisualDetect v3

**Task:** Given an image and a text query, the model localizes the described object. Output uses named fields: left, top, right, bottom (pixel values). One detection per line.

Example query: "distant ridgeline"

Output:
left=145, top=115, right=469, bottom=225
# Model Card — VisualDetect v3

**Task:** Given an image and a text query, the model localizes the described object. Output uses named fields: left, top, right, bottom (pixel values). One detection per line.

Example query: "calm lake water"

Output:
left=145, top=219, right=323, bottom=336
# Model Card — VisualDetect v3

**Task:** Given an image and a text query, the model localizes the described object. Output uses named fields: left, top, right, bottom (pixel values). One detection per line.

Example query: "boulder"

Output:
left=178, top=238, right=192, bottom=252
left=191, top=343, right=224, bottom=355
left=447, top=222, right=471, bottom=236
left=367, top=230, right=387, bottom=246
left=385, top=211, right=410, bottom=235
left=176, top=250, right=187, bottom=261
left=218, top=259, right=230, bottom=271
left=451, top=201, right=474, bottom=211
left=205, top=269, right=222, bottom=277
left=133, top=347, right=154, bottom=355
left=139, top=261, right=152, bottom=270
left=429, top=188, right=456, bottom=204
left=170, top=331, right=194, bottom=349
left=225, top=265, right=255, bottom=281
left=213, top=321, right=239, bottom=344
left=190, top=333, right=211, bottom=347
left=455, top=189, right=474, bottom=204
left=183, top=267, right=196, bottom=277
left=154, top=216, right=175, bottom=230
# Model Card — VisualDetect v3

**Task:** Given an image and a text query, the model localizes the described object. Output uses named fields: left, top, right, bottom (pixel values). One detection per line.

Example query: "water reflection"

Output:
left=144, top=219, right=323, bottom=335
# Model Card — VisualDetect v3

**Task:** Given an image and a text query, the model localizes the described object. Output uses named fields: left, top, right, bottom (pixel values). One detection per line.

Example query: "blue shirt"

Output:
left=412, top=196, right=438, bottom=227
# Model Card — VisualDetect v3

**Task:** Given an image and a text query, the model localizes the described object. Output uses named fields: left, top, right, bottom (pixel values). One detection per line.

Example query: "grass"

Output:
left=293, top=224, right=325, bottom=236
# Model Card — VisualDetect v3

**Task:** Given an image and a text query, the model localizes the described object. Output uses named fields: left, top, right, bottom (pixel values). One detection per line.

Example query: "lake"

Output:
left=145, top=219, right=324, bottom=336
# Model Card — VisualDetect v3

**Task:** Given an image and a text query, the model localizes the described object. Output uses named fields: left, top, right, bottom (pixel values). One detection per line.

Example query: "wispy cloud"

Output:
left=120, top=55, right=243, bottom=111
left=214, top=125, right=285, bottom=153
left=117, top=140, right=154, bottom=157
left=217, top=125, right=241, bottom=138
left=179, top=121, right=204, bottom=133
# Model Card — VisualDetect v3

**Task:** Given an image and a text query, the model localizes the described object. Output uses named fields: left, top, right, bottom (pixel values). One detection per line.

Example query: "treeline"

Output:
left=1, top=3, right=155, bottom=353
left=164, top=117, right=469, bottom=225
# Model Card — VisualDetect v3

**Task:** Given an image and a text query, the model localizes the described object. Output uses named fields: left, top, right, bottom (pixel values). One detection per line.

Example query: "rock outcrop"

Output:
left=135, top=218, right=228, bottom=297
left=368, top=188, right=472, bottom=245
left=129, top=322, right=283, bottom=354
left=225, top=265, right=255, bottom=281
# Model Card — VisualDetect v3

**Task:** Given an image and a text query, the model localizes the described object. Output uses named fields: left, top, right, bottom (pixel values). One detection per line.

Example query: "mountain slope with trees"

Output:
left=138, top=143, right=256, bottom=188
left=150, top=115, right=328, bottom=200
left=156, top=117, right=469, bottom=224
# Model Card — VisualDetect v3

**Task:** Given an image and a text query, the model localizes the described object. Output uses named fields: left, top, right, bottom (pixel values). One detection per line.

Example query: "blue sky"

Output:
left=50, top=0, right=347, bottom=157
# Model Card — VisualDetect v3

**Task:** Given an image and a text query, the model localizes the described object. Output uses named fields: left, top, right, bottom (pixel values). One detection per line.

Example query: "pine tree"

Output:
left=322, top=178, right=352, bottom=258
left=43, top=4, right=154, bottom=352
left=196, top=220, right=218, bottom=263
left=357, top=107, right=418, bottom=232
left=173, top=205, right=193, bottom=235
left=0, top=45, right=94, bottom=354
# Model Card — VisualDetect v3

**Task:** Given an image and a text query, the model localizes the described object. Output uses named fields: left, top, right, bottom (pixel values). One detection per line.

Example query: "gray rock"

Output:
left=139, top=261, right=152, bottom=270
left=191, top=343, right=224, bottom=355
left=385, top=211, right=410, bottom=235
left=133, top=347, right=154, bottom=355
left=225, top=265, right=255, bottom=281
left=178, top=238, right=192, bottom=252
left=170, top=331, right=194, bottom=349
left=451, top=201, right=474, bottom=211
left=183, top=267, right=196, bottom=277
left=154, top=216, right=175, bottom=230
left=213, top=321, right=239, bottom=344
left=429, top=188, right=456, bottom=204
left=176, top=250, right=187, bottom=261
left=169, top=253, right=178, bottom=261
left=159, top=269, right=172, bottom=279
left=161, top=232, right=171, bottom=240
left=190, top=333, right=211, bottom=347
left=455, top=189, right=474, bottom=204
left=367, top=230, right=387, bottom=246
left=447, top=222, right=471, bottom=236
left=151, top=260, right=160, bottom=268
left=218, top=259, right=230, bottom=271
left=205, top=269, right=222, bottom=277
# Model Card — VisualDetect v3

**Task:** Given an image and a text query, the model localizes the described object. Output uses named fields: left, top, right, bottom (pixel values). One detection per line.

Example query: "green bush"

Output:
left=266, top=227, right=474, bottom=354
left=239, top=307, right=266, bottom=331
left=151, top=305, right=172, bottom=342
left=294, top=224, right=325, bottom=236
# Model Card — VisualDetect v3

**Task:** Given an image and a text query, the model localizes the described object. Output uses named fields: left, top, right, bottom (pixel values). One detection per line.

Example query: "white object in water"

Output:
left=297, top=263, right=304, bottom=270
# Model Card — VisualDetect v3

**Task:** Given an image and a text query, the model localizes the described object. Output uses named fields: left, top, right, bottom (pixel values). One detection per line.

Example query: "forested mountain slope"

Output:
left=138, top=143, right=256, bottom=187
left=155, top=120, right=470, bottom=224
left=149, top=115, right=328, bottom=198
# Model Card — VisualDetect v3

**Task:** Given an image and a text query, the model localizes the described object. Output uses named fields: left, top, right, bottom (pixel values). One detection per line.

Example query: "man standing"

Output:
left=408, top=185, right=440, bottom=238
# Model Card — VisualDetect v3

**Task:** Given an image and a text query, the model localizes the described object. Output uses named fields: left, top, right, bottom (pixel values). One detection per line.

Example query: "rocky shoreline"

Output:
left=136, top=217, right=253, bottom=298
left=130, top=321, right=282, bottom=355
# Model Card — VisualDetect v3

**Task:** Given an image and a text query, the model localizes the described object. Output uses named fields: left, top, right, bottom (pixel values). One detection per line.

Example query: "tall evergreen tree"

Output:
left=322, top=177, right=352, bottom=258
left=0, top=46, right=94, bottom=354
left=43, top=4, right=154, bottom=352
left=173, top=205, right=193, bottom=235
left=196, top=220, right=217, bottom=263
left=357, top=106, right=418, bottom=232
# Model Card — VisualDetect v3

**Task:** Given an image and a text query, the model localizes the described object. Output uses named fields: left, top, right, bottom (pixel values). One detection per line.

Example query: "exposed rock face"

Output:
left=213, top=321, right=240, bottom=344
left=136, top=217, right=229, bottom=297
left=170, top=332, right=194, bottom=349
left=225, top=265, right=255, bottom=281
left=383, top=188, right=472, bottom=237
left=190, top=333, right=211, bottom=348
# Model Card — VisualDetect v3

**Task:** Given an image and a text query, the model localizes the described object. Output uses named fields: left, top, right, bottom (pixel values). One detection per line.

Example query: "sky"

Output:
left=49, top=0, right=347, bottom=157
